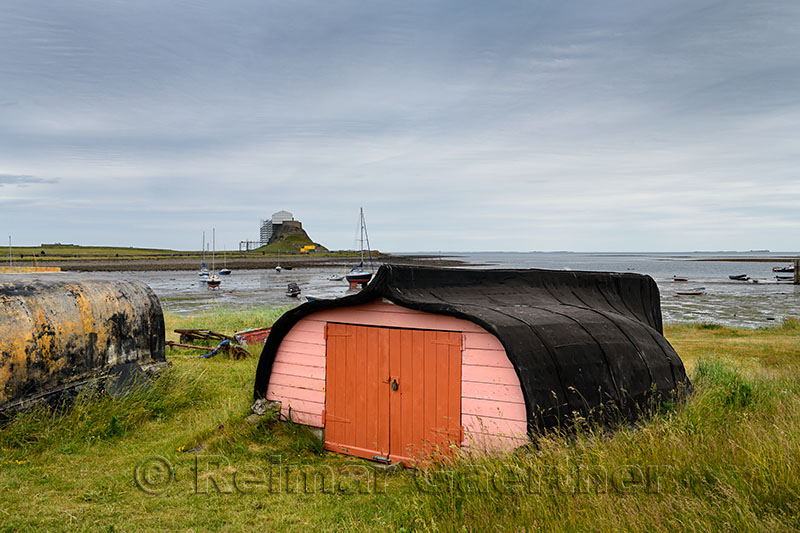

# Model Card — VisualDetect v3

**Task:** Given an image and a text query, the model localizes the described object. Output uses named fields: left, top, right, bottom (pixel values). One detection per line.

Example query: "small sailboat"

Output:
left=346, top=207, right=374, bottom=287
left=199, top=232, right=209, bottom=281
left=275, top=250, right=282, bottom=272
left=207, top=229, right=221, bottom=289
left=219, top=245, right=231, bottom=275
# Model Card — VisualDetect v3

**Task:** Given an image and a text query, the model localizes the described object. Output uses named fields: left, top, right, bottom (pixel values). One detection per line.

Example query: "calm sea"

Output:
left=449, top=252, right=799, bottom=327
left=68, top=252, right=799, bottom=327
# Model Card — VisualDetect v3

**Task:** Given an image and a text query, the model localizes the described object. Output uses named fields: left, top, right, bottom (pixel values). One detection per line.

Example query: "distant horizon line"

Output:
left=5, top=241, right=799, bottom=256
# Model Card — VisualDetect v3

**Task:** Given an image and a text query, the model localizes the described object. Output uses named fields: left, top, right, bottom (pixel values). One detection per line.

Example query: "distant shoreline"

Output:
left=5, top=253, right=469, bottom=272
left=694, top=257, right=799, bottom=263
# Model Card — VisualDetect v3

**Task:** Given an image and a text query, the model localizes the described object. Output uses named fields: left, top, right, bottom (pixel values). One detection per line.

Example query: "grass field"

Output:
left=1, top=311, right=799, bottom=531
left=6, top=244, right=179, bottom=261
left=4, top=243, right=376, bottom=263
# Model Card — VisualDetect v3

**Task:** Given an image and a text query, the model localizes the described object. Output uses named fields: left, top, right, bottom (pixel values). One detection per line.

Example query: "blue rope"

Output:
left=191, top=339, right=229, bottom=359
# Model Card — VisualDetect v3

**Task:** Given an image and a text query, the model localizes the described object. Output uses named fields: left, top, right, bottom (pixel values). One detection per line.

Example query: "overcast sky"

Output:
left=1, top=1, right=798, bottom=252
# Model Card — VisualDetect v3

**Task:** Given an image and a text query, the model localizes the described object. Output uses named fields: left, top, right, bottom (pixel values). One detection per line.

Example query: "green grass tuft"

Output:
left=164, top=306, right=292, bottom=338
left=0, top=364, right=207, bottom=456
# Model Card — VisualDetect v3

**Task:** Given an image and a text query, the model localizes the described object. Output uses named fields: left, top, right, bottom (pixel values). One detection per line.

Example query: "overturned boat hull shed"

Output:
left=0, top=277, right=166, bottom=411
left=255, top=265, right=691, bottom=441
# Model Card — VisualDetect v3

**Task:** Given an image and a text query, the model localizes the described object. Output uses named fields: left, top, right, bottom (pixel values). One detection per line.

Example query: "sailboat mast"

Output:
left=212, top=229, right=216, bottom=271
left=362, top=211, right=373, bottom=270
left=8, top=236, right=11, bottom=268
left=202, top=232, right=205, bottom=266
left=360, top=208, right=365, bottom=265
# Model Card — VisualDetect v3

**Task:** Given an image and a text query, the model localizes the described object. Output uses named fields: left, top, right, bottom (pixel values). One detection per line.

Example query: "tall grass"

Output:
left=0, top=365, right=208, bottom=457
left=401, top=358, right=800, bottom=531
left=164, top=306, right=291, bottom=336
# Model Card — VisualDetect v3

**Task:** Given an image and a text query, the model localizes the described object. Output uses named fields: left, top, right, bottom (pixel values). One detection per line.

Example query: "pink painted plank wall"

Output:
left=265, top=299, right=528, bottom=450
left=265, top=322, right=326, bottom=426
left=460, top=332, right=529, bottom=451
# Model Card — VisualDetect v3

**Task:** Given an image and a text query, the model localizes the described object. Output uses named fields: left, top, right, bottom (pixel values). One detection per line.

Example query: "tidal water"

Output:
left=61, top=251, right=800, bottom=327
left=450, top=252, right=800, bottom=328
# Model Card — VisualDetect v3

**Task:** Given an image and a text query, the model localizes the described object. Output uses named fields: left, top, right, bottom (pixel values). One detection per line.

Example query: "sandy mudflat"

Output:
left=34, top=254, right=467, bottom=272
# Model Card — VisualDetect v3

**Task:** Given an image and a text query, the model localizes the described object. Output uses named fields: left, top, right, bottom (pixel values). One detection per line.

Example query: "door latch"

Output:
left=391, top=379, right=399, bottom=391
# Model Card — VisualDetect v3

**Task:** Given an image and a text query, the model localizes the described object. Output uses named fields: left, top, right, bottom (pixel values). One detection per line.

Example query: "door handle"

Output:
left=391, top=379, right=399, bottom=391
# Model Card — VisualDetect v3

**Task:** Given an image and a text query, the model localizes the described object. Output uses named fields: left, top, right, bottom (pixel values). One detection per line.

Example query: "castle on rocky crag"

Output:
left=239, top=210, right=319, bottom=251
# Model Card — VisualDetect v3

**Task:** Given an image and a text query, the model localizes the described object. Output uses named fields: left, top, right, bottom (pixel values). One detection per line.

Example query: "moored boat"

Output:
left=286, top=282, right=301, bottom=297
left=219, top=247, right=231, bottom=275
left=729, top=274, right=749, bottom=281
left=677, top=287, right=705, bottom=296
left=773, top=265, right=795, bottom=273
left=207, top=229, right=222, bottom=289
left=673, top=276, right=688, bottom=282
left=199, top=231, right=209, bottom=279
left=346, top=207, right=374, bottom=288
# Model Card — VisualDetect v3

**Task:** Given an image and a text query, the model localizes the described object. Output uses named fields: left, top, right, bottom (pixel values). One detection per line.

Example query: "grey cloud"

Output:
left=0, top=174, right=59, bottom=186
left=0, top=1, right=798, bottom=251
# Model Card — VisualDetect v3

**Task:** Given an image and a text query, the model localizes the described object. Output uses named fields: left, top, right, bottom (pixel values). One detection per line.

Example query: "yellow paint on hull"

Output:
left=0, top=278, right=164, bottom=407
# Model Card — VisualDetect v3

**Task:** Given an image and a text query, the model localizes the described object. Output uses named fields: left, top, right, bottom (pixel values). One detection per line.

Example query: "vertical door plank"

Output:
left=389, top=328, right=403, bottom=456
left=448, top=332, right=463, bottom=443
left=377, top=328, right=390, bottom=454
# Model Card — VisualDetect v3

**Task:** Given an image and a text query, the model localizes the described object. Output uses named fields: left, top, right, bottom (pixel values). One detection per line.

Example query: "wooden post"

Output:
left=795, top=259, right=799, bottom=285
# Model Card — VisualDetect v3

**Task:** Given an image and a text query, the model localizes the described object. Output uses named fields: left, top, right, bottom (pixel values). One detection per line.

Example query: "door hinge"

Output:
left=325, top=324, right=354, bottom=339
left=432, top=340, right=462, bottom=347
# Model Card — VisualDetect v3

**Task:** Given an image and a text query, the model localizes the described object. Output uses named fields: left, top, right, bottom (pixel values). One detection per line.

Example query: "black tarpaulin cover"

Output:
left=254, top=265, right=691, bottom=435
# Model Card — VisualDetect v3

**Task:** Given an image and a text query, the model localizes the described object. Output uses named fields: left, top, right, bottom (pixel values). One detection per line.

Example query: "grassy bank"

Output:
left=1, top=313, right=799, bottom=531
left=2, top=244, right=440, bottom=272
left=4, top=244, right=383, bottom=262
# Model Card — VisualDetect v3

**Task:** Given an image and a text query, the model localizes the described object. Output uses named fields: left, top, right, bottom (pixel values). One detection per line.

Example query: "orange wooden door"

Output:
left=388, top=328, right=462, bottom=464
left=324, top=323, right=391, bottom=461
left=324, top=324, right=462, bottom=464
